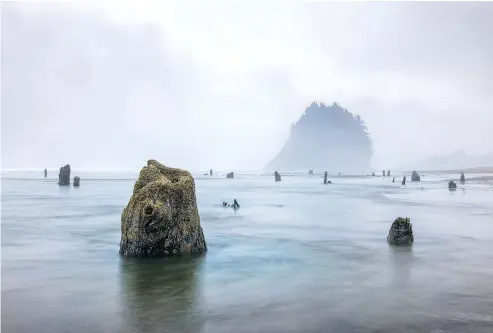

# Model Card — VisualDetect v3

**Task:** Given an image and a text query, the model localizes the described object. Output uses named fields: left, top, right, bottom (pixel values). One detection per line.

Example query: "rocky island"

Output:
left=264, top=102, right=373, bottom=173
left=119, top=160, right=207, bottom=257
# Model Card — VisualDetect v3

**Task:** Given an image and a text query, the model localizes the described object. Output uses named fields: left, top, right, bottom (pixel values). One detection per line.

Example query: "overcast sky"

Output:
left=2, top=1, right=492, bottom=171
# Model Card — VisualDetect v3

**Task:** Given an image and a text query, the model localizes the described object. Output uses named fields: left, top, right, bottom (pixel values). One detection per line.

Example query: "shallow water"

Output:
left=2, top=171, right=493, bottom=333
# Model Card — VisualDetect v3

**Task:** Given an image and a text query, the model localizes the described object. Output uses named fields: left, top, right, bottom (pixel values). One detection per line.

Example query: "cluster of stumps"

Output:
left=44, top=165, right=80, bottom=187
left=46, top=161, right=469, bottom=257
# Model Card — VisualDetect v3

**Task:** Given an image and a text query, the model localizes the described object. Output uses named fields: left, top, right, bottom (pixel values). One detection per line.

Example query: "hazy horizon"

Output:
left=2, top=2, right=493, bottom=171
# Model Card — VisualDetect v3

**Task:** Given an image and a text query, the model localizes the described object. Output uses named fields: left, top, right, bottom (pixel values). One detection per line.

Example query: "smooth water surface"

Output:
left=2, top=171, right=493, bottom=332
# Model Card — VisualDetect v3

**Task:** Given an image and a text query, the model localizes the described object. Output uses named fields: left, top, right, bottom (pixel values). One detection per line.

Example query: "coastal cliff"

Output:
left=264, top=102, right=373, bottom=173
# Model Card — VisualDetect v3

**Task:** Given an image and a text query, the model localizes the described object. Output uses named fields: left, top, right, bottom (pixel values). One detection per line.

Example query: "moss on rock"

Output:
left=119, top=160, right=207, bottom=257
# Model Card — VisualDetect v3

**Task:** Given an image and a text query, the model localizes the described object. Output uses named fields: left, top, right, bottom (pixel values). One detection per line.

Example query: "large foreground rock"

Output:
left=119, top=160, right=207, bottom=257
left=387, top=217, right=414, bottom=245
left=58, top=164, right=70, bottom=185
left=411, top=171, right=420, bottom=181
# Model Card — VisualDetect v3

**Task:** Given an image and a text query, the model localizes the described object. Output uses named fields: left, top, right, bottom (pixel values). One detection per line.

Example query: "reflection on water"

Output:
left=119, top=255, right=205, bottom=333
left=389, top=245, right=414, bottom=287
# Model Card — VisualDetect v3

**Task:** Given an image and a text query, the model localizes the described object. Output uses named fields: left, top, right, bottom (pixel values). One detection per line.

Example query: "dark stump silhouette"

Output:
left=274, top=171, right=281, bottom=182
left=226, top=172, right=234, bottom=179
left=460, top=172, right=465, bottom=183
left=119, top=160, right=207, bottom=257
left=387, top=170, right=390, bottom=176
left=382, top=170, right=385, bottom=177
left=44, top=169, right=47, bottom=178
left=387, top=217, right=414, bottom=245
left=372, top=172, right=375, bottom=176
left=448, top=180, right=457, bottom=190
left=73, top=176, right=80, bottom=187
left=324, top=171, right=328, bottom=184
left=402, top=176, right=406, bottom=185
left=58, top=164, right=70, bottom=185
left=411, top=171, right=420, bottom=182
left=209, top=169, right=213, bottom=176
left=308, top=170, right=314, bottom=175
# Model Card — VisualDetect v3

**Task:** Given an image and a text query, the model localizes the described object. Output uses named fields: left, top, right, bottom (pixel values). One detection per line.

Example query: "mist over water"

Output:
left=2, top=2, right=493, bottom=171
left=2, top=1, right=493, bottom=332
left=2, top=171, right=493, bottom=332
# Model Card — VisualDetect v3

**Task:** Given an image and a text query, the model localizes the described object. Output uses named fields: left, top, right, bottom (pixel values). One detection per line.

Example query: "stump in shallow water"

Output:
left=119, top=160, right=207, bottom=257
left=73, top=176, right=80, bottom=187
left=448, top=180, right=457, bottom=190
left=44, top=169, right=47, bottom=178
left=387, top=217, right=414, bottom=245
left=324, top=171, right=328, bottom=184
left=460, top=172, right=465, bottom=183
left=58, top=165, right=70, bottom=185
left=387, top=170, right=390, bottom=177
left=226, top=172, right=234, bottom=179
left=411, top=171, right=420, bottom=182
left=308, top=170, right=314, bottom=175
left=402, top=176, right=406, bottom=185
left=274, top=171, right=281, bottom=182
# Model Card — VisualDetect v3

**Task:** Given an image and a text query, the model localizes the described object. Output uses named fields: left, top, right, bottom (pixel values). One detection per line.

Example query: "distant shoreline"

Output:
left=417, top=166, right=493, bottom=174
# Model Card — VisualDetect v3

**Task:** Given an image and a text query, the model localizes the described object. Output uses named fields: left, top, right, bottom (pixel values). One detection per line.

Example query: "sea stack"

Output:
left=44, top=169, right=47, bottom=177
left=387, top=170, right=390, bottom=177
left=460, top=172, right=465, bottom=183
left=387, top=217, right=414, bottom=245
left=73, top=176, right=80, bottom=187
left=411, top=171, right=420, bottom=182
left=119, top=160, right=207, bottom=257
left=448, top=180, right=457, bottom=190
left=274, top=171, right=281, bottom=182
left=226, top=172, right=234, bottom=179
left=324, top=171, right=328, bottom=184
left=402, top=176, right=406, bottom=185
left=264, top=102, right=372, bottom=173
left=210, top=169, right=213, bottom=176
left=58, top=165, right=70, bottom=185
left=309, top=170, right=314, bottom=175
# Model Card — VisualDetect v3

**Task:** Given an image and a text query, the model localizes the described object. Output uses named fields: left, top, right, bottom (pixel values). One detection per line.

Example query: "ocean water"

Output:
left=2, top=170, right=493, bottom=333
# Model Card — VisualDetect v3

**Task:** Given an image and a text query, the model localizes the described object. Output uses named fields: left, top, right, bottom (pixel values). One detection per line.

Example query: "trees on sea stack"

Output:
left=264, top=102, right=373, bottom=173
